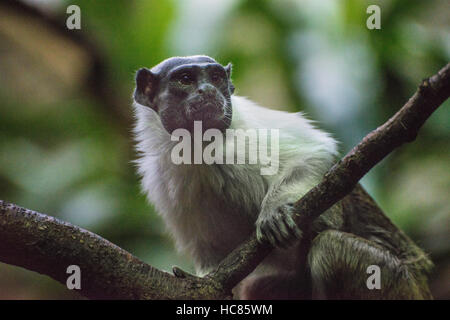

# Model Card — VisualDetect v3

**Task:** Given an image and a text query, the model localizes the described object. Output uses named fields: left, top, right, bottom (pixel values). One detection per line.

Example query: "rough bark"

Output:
left=0, top=201, right=225, bottom=299
left=0, top=63, right=448, bottom=299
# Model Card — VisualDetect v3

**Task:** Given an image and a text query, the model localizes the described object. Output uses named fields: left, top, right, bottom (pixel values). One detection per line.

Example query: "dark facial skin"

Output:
left=134, top=56, right=235, bottom=134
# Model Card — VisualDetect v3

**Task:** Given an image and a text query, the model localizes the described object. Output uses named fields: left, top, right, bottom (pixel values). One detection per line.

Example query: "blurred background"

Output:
left=0, top=0, right=448, bottom=299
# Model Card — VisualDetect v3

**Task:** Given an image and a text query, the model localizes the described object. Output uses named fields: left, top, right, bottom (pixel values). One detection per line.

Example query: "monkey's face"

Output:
left=134, top=56, right=235, bottom=134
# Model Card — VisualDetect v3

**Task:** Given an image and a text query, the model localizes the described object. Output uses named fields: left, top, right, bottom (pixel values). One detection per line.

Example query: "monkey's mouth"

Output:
left=188, top=102, right=225, bottom=121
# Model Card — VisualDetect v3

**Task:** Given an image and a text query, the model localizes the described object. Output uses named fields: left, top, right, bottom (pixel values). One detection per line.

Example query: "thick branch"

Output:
left=0, top=201, right=226, bottom=299
left=0, top=63, right=448, bottom=299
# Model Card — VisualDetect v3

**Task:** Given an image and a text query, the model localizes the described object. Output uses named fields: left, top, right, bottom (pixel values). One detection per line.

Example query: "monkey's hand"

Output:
left=256, top=202, right=302, bottom=248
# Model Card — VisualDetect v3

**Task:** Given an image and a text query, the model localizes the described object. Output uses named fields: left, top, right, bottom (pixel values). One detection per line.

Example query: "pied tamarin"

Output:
left=132, top=55, right=433, bottom=299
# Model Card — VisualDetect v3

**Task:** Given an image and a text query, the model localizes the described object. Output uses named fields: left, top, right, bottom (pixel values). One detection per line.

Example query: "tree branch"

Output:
left=0, top=200, right=227, bottom=299
left=0, top=63, right=448, bottom=299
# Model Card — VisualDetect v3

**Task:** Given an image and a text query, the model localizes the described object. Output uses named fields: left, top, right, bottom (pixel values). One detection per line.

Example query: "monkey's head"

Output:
left=134, top=55, right=235, bottom=134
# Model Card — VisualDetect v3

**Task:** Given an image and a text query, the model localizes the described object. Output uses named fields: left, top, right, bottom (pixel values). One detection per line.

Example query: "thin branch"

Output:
left=0, top=63, right=448, bottom=299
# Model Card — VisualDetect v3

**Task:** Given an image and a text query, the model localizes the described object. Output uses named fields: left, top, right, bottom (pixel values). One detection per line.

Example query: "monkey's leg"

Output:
left=308, top=230, right=430, bottom=299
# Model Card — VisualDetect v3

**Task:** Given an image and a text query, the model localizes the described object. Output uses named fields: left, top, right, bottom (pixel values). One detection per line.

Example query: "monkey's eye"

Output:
left=210, top=72, right=223, bottom=83
left=178, top=73, right=194, bottom=85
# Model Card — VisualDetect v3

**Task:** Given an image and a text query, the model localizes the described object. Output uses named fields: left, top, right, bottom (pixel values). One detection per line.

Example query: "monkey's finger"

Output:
left=270, top=223, right=289, bottom=248
left=272, top=219, right=299, bottom=249
left=272, top=216, right=294, bottom=248
left=256, top=224, right=265, bottom=243
left=267, top=217, right=294, bottom=249
left=275, top=215, right=291, bottom=239
left=280, top=216, right=299, bottom=243
left=284, top=214, right=302, bottom=240
left=261, top=222, right=278, bottom=246
left=268, top=229, right=283, bottom=247
left=256, top=221, right=275, bottom=245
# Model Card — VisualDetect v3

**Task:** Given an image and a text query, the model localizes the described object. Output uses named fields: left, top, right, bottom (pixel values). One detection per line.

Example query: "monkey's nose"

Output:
left=197, top=83, right=215, bottom=96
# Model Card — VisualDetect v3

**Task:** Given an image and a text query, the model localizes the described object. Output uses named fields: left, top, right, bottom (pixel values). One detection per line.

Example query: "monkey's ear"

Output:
left=224, top=63, right=232, bottom=79
left=134, top=68, right=158, bottom=110
left=224, top=63, right=235, bottom=94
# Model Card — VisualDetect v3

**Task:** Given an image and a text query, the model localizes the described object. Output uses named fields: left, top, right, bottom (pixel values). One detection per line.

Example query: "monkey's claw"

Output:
left=256, top=203, right=302, bottom=248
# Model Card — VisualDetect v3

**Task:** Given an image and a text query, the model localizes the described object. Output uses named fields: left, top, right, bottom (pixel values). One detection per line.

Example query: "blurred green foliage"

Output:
left=0, top=0, right=448, bottom=299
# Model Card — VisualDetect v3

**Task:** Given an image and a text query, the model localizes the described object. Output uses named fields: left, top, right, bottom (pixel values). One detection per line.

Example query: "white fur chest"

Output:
left=143, top=152, right=267, bottom=271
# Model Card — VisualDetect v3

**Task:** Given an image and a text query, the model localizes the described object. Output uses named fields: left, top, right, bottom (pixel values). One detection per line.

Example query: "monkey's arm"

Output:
left=256, top=166, right=324, bottom=247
